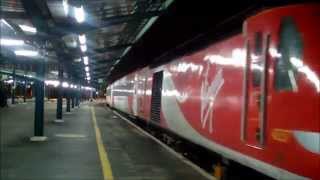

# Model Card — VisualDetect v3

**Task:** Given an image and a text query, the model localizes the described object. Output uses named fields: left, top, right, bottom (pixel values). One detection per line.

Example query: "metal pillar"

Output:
left=23, top=66, right=28, bottom=103
left=55, top=64, right=63, bottom=122
left=76, top=89, right=80, bottom=107
left=71, top=89, right=75, bottom=108
left=11, top=65, right=16, bottom=105
left=23, top=80, right=27, bottom=103
left=66, top=88, right=71, bottom=113
left=30, top=60, right=47, bottom=141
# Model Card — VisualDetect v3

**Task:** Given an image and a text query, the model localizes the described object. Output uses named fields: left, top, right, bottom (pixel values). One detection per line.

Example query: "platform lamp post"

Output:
left=30, top=59, right=47, bottom=142
left=54, top=64, right=64, bottom=123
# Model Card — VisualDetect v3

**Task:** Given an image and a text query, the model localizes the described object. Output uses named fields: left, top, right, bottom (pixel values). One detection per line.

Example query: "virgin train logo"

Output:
left=200, top=63, right=224, bottom=133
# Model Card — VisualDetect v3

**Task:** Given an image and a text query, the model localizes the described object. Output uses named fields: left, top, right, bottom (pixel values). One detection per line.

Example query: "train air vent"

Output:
left=150, top=71, right=163, bottom=123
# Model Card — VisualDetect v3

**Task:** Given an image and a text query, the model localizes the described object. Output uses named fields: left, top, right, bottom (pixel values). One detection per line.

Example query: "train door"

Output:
left=133, top=71, right=147, bottom=117
left=137, top=71, right=147, bottom=115
left=242, top=31, right=270, bottom=147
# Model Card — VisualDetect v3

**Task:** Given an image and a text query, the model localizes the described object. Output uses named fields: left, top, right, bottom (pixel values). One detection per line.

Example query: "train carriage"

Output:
left=107, top=4, right=320, bottom=179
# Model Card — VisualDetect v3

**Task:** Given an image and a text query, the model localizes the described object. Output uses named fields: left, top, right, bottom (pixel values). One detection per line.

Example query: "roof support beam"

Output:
left=56, top=11, right=164, bottom=34
left=0, top=11, right=29, bottom=19
left=94, top=43, right=133, bottom=53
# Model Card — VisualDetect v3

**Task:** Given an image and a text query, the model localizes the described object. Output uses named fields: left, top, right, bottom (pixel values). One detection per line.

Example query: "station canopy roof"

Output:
left=0, top=0, right=174, bottom=86
left=0, top=0, right=311, bottom=87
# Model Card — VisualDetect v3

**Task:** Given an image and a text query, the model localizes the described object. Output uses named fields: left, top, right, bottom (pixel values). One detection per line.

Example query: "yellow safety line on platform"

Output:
left=91, top=107, right=114, bottom=180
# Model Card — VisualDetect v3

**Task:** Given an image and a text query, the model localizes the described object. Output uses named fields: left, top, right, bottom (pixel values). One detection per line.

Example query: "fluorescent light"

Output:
left=85, top=66, right=89, bottom=72
left=0, top=39, right=24, bottom=46
left=19, top=25, right=37, bottom=33
left=14, top=50, right=38, bottom=57
left=62, top=82, right=69, bottom=88
left=63, top=0, right=69, bottom=15
left=78, top=34, right=86, bottom=44
left=74, top=58, right=81, bottom=62
left=45, top=80, right=60, bottom=87
left=1, top=19, right=14, bottom=30
left=87, top=77, right=91, bottom=80
left=80, top=44, right=87, bottom=52
left=86, top=72, right=90, bottom=77
left=83, top=56, right=89, bottom=65
left=74, top=6, right=85, bottom=23
left=5, top=79, right=13, bottom=84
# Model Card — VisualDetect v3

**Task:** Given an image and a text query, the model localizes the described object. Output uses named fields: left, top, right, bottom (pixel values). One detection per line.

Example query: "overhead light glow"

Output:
left=0, top=39, right=24, bottom=46
left=62, top=82, right=69, bottom=88
left=19, top=25, right=37, bottom=33
left=74, top=6, right=85, bottom=23
left=83, top=56, right=89, bottom=65
left=83, top=86, right=94, bottom=91
left=45, top=80, right=60, bottom=87
left=14, top=50, right=38, bottom=57
left=85, top=66, right=89, bottom=72
left=87, top=77, right=91, bottom=80
left=80, top=44, right=87, bottom=52
left=4, top=79, right=13, bottom=84
left=63, top=0, right=69, bottom=15
left=1, top=19, right=14, bottom=30
left=78, top=34, right=86, bottom=44
left=74, top=58, right=81, bottom=62
left=86, top=72, right=90, bottom=77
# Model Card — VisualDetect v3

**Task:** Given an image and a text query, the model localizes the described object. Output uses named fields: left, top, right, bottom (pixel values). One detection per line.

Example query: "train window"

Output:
left=106, top=87, right=111, bottom=96
left=252, top=62, right=262, bottom=87
left=274, top=17, right=303, bottom=91
left=251, top=32, right=263, bottom=87
left=255, top=32, right=263, bottom=55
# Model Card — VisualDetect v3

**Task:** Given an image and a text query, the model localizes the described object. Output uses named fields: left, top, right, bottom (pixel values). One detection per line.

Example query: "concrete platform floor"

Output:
left=0, top=101, right=210, bottom=180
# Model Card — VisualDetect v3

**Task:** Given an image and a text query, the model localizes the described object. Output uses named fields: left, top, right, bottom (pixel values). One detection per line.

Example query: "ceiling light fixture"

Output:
left=83, top=56, right=89, bottom=65
left=86, top=72, right=90, bottom=77
left=45, top=80, right=60, bottom=87
left=0, top=39, right=24, bottom=46
left=62, top=82, right=69, bottom=88
left=19, top=25, right=37, bottom=33
left=74, top=58, right=81, bottom=62
left=80, top=44, right=87, bottom=52
left=74, top=6, right=85, bottom=23
left=1, top=19, right=14, bottom=30
left=85, top=66, right=89, bottom=72
left=14, top=50, right=38, bottom=57
left=63, top=0, right=69, bottom=15
left=78, top=34, right=86, bottom=44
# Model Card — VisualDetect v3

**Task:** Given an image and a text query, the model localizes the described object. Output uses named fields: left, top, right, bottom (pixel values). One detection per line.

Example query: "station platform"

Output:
left=0, top=101, right=210, bottom=180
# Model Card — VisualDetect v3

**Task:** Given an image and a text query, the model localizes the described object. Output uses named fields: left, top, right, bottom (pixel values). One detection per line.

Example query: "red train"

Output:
left=106, top=4, right=320, bottom=179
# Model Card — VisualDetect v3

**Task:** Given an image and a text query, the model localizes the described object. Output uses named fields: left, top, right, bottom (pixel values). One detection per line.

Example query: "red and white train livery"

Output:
left=107, top=4, right=320, bottom=179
